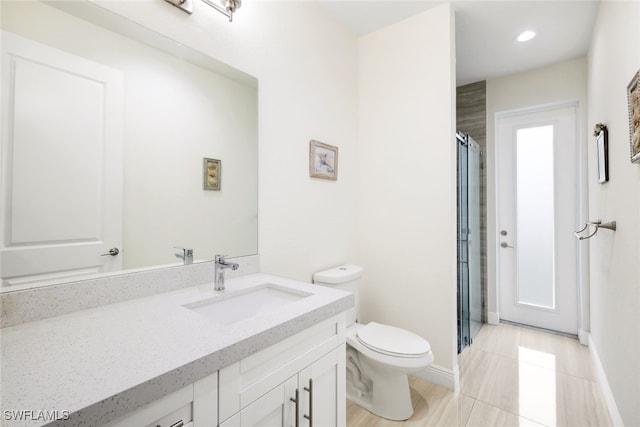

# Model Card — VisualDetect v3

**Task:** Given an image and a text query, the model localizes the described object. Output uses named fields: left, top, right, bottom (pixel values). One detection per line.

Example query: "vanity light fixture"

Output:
left=165, top=0, right=194, bottom=14
left=516, top=30, right=536, bottom=42
left=202, top=0, right=242, bottom=22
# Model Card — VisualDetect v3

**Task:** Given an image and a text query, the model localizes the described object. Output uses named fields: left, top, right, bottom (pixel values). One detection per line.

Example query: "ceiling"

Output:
left=318, top=1, right=600, bottom=86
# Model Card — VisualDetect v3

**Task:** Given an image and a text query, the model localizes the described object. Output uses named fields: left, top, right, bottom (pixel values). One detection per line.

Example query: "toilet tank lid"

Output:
left=313, top=264, right=363, bottom=284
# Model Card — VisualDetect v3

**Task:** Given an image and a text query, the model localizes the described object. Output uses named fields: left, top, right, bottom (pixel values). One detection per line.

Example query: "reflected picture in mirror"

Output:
left=0, top=1, right=258, bottom=291
left=204, top=158, right=222, bottom=191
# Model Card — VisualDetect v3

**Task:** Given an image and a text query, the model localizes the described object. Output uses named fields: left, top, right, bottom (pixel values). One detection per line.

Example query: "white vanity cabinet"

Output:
left=221, top=348, right=344, bottom=427
left=219, top=315, right=346, bottom=427
left=104, top=314, right=345, bottom=427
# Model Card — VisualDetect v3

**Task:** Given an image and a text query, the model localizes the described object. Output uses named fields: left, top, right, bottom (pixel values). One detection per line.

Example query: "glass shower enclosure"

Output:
left=457, top=131, right=482, bottom=353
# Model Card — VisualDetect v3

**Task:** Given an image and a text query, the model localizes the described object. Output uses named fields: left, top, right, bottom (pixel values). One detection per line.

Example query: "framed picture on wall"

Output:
left=309, top=140, right=338, bottom=181
left=594, top=123, right=609, bottom=183
left=203, top=158, right=221, bottom=190
left=628, top=69, right=640, bottom=163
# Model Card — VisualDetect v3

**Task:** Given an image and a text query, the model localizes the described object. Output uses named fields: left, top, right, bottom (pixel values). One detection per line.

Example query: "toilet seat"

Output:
left=356, top=322, right=431, bottom=358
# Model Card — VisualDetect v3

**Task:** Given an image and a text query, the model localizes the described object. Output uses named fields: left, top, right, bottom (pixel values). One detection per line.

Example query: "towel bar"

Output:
left=574, top=220, right=616, bottom=240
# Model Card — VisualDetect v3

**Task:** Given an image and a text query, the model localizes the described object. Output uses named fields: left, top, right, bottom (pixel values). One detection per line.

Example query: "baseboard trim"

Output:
left=588, top=333, right=624, bottom=427
left=578, top=328, right=589, bottom=346
left=487, top=311, right=499, bottom=325
left=414, top=363, right=458, bottom=390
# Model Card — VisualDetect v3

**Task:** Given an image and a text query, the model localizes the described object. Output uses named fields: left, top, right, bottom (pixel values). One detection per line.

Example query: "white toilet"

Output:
left=313, top=264, right=434, bottom=421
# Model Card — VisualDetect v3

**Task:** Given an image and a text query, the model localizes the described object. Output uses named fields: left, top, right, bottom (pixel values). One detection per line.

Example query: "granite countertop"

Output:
left=0, top=273, right=353, bottom=427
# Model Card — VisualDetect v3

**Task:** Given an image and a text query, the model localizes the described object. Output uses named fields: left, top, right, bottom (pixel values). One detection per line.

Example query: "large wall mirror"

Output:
left=0, top=1, right=258, bottom=291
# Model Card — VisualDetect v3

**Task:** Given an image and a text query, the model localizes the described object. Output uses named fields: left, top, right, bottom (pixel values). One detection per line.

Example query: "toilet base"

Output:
left=346, top=350, right=415, bottom=421
left=347, top=371, right=414, bottom=421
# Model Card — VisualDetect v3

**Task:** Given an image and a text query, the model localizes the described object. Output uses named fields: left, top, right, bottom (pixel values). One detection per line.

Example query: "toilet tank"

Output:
left=313, top=264, right=363, bottom=326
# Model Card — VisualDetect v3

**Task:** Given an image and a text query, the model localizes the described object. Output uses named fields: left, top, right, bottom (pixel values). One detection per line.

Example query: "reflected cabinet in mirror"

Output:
left=0, top=1, right=258, bottom=291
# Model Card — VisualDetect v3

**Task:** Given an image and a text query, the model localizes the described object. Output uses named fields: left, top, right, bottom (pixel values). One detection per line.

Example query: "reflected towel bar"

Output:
left=574, top=220, right=616, bottom=240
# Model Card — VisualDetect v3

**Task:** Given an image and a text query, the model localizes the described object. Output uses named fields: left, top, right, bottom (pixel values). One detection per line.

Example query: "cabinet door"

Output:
left=298, top=347, right=345, bottom=427
left=194, top=371, right=218, bottom=426
left=221, top=376, right=297, bottom=427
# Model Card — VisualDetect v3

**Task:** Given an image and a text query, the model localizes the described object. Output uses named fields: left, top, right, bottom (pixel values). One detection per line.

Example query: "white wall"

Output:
left=357, top=4, right=458, bottom=377
left=81, top=0, right=359, bottom=281
left=587, top=2, right=640, bottom=424
left=486, top=57, right=589, bottom=329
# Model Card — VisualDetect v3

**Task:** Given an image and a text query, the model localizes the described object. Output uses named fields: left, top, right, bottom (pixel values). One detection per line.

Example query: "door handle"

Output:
left=101, top=247, right=120, bottom=256
left=500, top=242, right=514, bottom=249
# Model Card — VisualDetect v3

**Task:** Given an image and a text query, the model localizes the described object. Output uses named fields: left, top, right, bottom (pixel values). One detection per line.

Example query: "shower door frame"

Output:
left=457, top=132, right=482, bottom=353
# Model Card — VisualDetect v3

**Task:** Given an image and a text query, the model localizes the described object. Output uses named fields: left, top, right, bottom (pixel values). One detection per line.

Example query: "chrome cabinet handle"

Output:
left=290, top=388, right=299, bottom=427
left=303, top=379, right=313, bottom=426
left=101, top=248, right=119, bottom=256
left=167, top=421, right=184, bottom=427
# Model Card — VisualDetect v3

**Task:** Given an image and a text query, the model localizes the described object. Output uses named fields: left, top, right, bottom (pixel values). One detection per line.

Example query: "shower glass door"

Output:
left=468, top=140, right=481, bottom=339
left=457, top=133, right=481, bottom=353
left=457, top=135, right=470, bottom=352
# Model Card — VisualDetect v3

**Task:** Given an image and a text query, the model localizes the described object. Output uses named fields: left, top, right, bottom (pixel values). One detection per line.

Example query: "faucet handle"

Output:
left=215, top=254, right=227, bottom=263
left=174, top=246, right=193, bottom=264
left=175, top=246, right=193, bottom=255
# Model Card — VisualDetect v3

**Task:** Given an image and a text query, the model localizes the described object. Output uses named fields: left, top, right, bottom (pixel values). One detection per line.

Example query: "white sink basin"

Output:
left=183, top=284, right=311, bottom=325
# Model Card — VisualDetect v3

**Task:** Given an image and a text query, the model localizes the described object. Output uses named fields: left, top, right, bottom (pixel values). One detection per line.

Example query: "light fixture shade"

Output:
left=517, top=31, right=536, bottom=42
left=222, top=0, right=241, bottom=13
left=201, top=0, right=240, bottom=21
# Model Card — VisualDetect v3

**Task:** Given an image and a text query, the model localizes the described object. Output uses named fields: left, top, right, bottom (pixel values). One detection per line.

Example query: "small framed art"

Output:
left=594, top=123, right=609, bottom=183
left=203, top=158, right=221, bottom=190
left=628, top=69, right=640, bottom=163
left=309, top=140, right=338, bottom=181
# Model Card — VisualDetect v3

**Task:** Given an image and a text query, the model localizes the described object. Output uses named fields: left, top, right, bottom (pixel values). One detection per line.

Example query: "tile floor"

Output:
left=347, top=323, right=612, bottom=426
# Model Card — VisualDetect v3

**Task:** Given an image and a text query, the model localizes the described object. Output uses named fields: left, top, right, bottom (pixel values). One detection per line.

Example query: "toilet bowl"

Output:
left=346, top=322, right=434, bottom=420
left=313, top=265, right=434, bottom=421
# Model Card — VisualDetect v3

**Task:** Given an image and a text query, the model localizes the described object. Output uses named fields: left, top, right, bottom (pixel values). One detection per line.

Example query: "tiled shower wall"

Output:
left=456, top=81, right=487, bottom=322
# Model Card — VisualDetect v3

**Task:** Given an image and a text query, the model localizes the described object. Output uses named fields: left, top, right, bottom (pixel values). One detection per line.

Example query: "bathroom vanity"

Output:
left=0, top=269, right=352, bottom=427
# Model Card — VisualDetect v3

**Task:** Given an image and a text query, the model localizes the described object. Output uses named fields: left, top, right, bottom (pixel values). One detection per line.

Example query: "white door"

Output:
left=0, top=31, right=123, bottom=289
left=496, top=103, right=578, bottom=334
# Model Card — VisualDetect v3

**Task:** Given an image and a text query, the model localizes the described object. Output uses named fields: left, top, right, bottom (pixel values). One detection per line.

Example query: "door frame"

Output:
left=492, top=100, right=588, bottom=338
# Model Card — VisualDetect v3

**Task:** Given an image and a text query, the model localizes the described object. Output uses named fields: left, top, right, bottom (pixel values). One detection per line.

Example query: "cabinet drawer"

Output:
left=219, top=314, right=345, bottom=422
left=105, top=384, right=193, bottom=427
left=147, top=403, right=192, bottom=427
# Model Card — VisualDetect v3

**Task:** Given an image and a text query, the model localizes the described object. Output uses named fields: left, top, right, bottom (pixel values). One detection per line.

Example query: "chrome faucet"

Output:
left=174, top=246, right=193, bottom=265
left=214, top=255, right=239, bottom=291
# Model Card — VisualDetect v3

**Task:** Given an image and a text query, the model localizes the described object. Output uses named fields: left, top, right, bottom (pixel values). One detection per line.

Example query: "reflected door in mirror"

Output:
left=0, top=31, right=123, bottom=289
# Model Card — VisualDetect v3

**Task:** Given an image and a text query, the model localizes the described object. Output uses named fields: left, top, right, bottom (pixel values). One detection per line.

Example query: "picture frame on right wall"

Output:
left=627, top=68, right=640, bottom=163
left=594, top=123, right=609, bottom=183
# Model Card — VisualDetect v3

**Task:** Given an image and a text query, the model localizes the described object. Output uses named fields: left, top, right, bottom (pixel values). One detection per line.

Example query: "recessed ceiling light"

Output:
left=517, top=31, right=536, bottom=42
